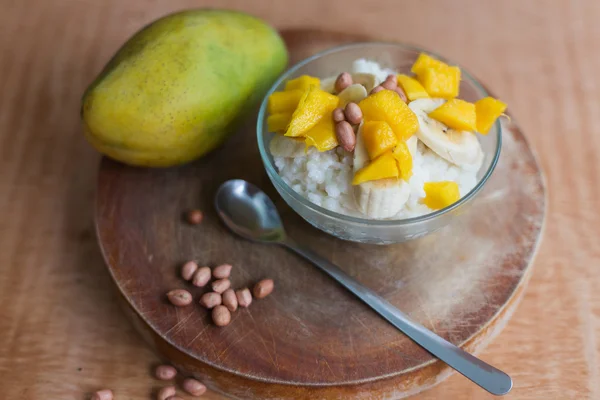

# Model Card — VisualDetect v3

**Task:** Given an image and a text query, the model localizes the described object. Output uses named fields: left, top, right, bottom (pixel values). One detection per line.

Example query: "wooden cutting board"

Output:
left=95, top=32, right=546, bottom=399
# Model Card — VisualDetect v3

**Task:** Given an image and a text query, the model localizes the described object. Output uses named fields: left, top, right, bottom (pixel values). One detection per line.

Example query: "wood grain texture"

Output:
left=0, top=0, right=598, bottom=399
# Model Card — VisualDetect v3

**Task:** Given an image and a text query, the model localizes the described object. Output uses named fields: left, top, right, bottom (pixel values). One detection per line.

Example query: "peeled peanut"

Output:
left=222, top=288, right=238, bottom=312
left=394, top=86, right=408, bottom=103
left=212, top=305, right=231, bottom=326
left=192, top=266, right=211, bottom=287
left=344, top=102, right=363, bottom=125
left=182, top=378, right=207, bottom=396
left=370, top=85, right=384, bottom=95
left=334, top=72, right=352, bottom=92
left=212, top=263, right=232, bottom=279
left=236, top=288, right=253, bottom=308
left=155, top=365, right=177, bottom=380
left=181, top=261, right=198, bottom=281
left=166, top=289, right=192, bottom=307
left=157, top=386, right=176, bottom=400
left=91, top=389, right=113, bottom=400
left=335, top=121, right=356, bottom=152
left=253, top=279, right=274, bottom=299
left=199, top=292, right=222, bottom=309
left=211, top=278, right=231, bottom=294
left=332, top=107, right=345, bottom=123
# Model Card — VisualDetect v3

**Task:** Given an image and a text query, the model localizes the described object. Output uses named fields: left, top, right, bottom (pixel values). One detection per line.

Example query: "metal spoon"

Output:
left=214, top=179, right=513, bottom=396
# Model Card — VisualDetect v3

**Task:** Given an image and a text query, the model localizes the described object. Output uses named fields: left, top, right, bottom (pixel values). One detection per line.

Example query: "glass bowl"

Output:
left=257, top=42, right=501, bottom=244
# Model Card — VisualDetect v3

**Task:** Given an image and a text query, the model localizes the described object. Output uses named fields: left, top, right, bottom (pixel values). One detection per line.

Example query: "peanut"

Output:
left=394, top=86, right=408, bottom=103
left=334, top=72, right=352, bottom=92
left=236, top=288, right=253, bottom=308
left=192, top=266, right=211, bottom=287
left=186, top=210, right=203, bottom=225
left=199, top=292, right=222, bottom=309
left=253, top=279, right=274, bottom=299
left=91, top=389, right=113, bottom=400
left=344, top=102, right=363, bottom=125
left=335, top=121, right=356, bottom=152
left=182, top=378, right=207, bottom=396
left=155, top=365, right=177, bottom=380
left=180, top=261, right=198, bottom=281
left=211, top=278, right=231, bottom=294
left=212, top=263, right=232, bottom=279
left=212, top=305, right=231, bottom=326
left=157, top=386, right=176, bottom=400
left=385, top=74, right=398, bottom=86
left=166, top=289, right=192, bottom=307
left=370, top=85, right=384, bottom=95
left=332, top=107, right=345, bottom=123
left=222, top=288, right=238, bottom=312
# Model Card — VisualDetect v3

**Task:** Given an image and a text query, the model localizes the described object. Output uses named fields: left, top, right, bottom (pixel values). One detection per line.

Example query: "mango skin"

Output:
left=82, top=9, right=288, bottom=167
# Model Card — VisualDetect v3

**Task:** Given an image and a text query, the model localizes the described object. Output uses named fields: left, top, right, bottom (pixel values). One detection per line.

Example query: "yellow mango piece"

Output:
left=285, top=87, right=339, bottom=137
left=392, top=140, right=413, bottom=181
left=397, top=74, right=430, bottom=101
left=285, top=75, right=320, bottom=91
left=268, top=90, right=304, bottom=114
left=358, top=90, right=419, bottom=140
left=362, top=121, right=398, bottom=160
left=417, top=66, right=461, bottom=99
left=428, top=99, right=476, bottom=131
left=267, top=112, right=293, bottom=133
left=423, top=181, right=460, bottom=210
left=304, top=117, right=338, bottom=152
left=352, top=151, right=399, bottom=185
left=475, top=97, right=507, bottom=134
left=411, top=53, right=448, bottom=75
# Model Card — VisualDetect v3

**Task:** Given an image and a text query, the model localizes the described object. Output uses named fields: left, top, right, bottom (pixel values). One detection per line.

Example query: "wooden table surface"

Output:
left=0, top=0, right=598, bottom=399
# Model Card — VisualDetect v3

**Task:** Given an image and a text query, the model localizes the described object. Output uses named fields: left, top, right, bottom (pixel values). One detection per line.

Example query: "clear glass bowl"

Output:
left=257, top=42, right=501, bottom=244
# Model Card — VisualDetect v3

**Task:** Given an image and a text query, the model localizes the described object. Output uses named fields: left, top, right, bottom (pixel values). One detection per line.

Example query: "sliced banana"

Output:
left=337, top=84, right=368, bottom=107
left=352, top=122, right=409, bottom=219
left=269, top=135, right=305, bottom=158
left=409, top=98, right=483, bottom=167
left=406, top=135, right=418, bottom=158
left=320, top=76, right=336, bottom=93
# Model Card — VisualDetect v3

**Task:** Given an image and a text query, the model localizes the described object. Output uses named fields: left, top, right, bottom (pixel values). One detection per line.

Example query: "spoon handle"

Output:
left=283, top=239, right=513, bottom=396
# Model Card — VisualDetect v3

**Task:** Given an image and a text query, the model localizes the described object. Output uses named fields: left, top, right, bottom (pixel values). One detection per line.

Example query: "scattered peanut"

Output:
left=253, top=279, right=274, bottom=299
left=212, top=263, right=232, bottom=279
left=186, top=210, right=203, bottom=225
left=334, top=72, right=352, bottom=93
left=181, top=261, right=198, bottom=281
left=166, top=289, right=192, bottom=307
left=199, top=292, right=222, bottom=309
left=370, top=85, right=384, bottom=95
left=344, top=102, right=363, bottom=125
left=91, top=389, right=113, bottom=400
left=335, top=121, right=356, bottom=152
left=394, top=86, right=408, bottom=103
left=157, top=386, right=176, bottom=400
left=211, top=278, right=231, bottom=294
left=381, top=79, right=396, bottom=91
left=212, top=305, right=232, bottom=326
left=235, top=288, right=253, bottom=308
left=182, top=378, right=207, bottom=396
left=332, top=107, right=346, bottom=123
left=222, top=288, right=238, bottom=312
left=192, top=266, right=211, bottom=287
left=385, top=74, right=398, bottom=86
left=155, top=365, right=177, bottom=380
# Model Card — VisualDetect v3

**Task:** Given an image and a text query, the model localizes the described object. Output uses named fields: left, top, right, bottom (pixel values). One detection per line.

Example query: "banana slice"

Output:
left=269, top=135, right=305, bottom=158
left=352, top=122, right=410, bottom=219
left=337, top=84, right=368, bottom=107
left=320, top=76, right=336, bottom=93
left=409, top=98, right=483, bottom=168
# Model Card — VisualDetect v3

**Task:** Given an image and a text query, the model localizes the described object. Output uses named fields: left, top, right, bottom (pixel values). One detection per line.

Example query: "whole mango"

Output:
left=82, top=9, right=288, bottom=167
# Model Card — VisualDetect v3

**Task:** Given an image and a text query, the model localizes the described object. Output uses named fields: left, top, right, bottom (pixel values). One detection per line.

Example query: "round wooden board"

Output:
left=96, top=31, right=546, bottom=400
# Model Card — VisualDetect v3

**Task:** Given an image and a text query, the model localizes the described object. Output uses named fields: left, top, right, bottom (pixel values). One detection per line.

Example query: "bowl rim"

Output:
left=257, top=41, right=502, bottom=227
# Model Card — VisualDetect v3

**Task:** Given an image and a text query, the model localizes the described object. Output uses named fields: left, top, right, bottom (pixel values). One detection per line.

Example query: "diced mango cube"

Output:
left=268, top=90, right=304, bottom=114
left=304, top=117, right=338, bottom=152
left=285, top=75, right=321, bottom=92
left=362, top=121, right=398, bottom=160
left=397, top=75, right=430, bottom=101
left=423, top=181, right=460, bottom=210
left=352, top=151, right=399, bottom=185
left=428, top=99, right=476, bottom=131
left=285, top=87, right=339, bottom=137
left=358, top=90, right=419, bottom=141
left=411, top=53, right=448, bottom=75
left=392, top=140, right=413, bottom=181
left=416, top=66, right=461, bottom=99
left=475, top=97, right=507, bottom=134
left=267, top=112, right=293, bottom=133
